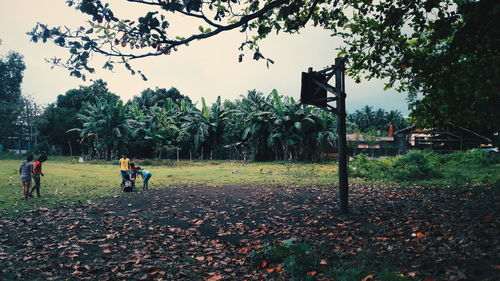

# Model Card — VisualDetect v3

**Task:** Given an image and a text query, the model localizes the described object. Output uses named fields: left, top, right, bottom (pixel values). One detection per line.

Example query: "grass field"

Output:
left=2, top=154, right=498, bottom=213
left=0, top=159, right=339, bottom=211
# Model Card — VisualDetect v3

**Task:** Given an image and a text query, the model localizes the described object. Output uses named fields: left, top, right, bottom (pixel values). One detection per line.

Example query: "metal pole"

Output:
left=336, top=57, right=349, bottom=213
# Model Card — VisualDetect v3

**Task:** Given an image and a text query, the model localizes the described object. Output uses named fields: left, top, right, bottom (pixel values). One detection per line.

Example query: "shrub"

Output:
left=349, top=149, right=499, bottom=185
left=349, top=154, right=391, bottom=180
left=441, top=149, right=497, bottom=166
left=390, top=151, right=441, bottom=181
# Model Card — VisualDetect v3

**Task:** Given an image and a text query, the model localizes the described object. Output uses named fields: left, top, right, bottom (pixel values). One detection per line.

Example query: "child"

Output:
left=30, top=155, right=47, bottom=198
left=136, top=167, right=152, bottom=191
left=19, top=154, right=34, bottom=200
left=121, top=173, right=135, bottom=192
left=129, top=163, right=138, bottom=184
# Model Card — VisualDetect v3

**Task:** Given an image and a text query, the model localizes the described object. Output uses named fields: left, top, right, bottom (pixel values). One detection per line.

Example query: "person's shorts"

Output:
left=143, top=174, right=151, bottom=185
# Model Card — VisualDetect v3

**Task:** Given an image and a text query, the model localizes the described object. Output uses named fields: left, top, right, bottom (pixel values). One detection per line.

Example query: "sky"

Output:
left=0, top=1, right=409, bottom=114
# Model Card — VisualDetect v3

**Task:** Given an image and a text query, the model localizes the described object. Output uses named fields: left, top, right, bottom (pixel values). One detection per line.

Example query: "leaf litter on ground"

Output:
left=0, top=183, right=498, bottom=280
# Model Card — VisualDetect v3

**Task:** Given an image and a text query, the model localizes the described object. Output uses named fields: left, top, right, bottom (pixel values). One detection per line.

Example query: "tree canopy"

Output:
left=27, top=0, right=463, bottom=79
left=28, top=0, right=499, bottom=137
left=36, top=79, right=119, bottom=155
left=0, top=49, right=26, bottom=150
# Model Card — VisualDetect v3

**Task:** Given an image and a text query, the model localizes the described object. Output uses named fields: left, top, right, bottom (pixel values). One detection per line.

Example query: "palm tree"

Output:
left=312, top=109, right=337, bottom=160
left=178, top=101, right=209, bottom=160
left=201, top=96, right=228, bottom=159
left=236, top=90, right=273, bottom=161
left=267, top=90, right=310, bottom=161
left=70, top=97, right=140, bottom=160
left=132, top=88, right=157, bottom=109
left=385, top=110, right=407, bottom=131
left=142, top=105, right=179, bottom=159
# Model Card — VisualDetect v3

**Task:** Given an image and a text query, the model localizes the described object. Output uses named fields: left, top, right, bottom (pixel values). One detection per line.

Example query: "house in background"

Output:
left=394, top=123, right=491, bottom=154
left=346, top=133, right=396, bottom=156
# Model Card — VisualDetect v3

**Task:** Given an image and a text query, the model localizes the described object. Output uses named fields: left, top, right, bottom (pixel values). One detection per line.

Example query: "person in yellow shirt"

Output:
left=118, top=154, right=130, bottom=185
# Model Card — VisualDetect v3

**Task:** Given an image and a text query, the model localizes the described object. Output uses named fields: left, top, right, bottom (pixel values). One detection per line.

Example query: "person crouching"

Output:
left=136, top=167, right=152, bottom=191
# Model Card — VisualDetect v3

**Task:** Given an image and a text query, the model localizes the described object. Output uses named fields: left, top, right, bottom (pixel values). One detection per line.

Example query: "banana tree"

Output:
left=70, top=97, right=140, bottom=160
left=237, top=90, right=273, bottom=161
left=267, top=90, right=306, bottom=161
left=178, top=101, right=209, bottom=160
left=143, top=105, right=179, bottom=159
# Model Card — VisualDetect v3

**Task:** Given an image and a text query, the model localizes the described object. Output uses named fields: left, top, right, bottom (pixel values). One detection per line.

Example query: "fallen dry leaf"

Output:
left=205, top=274, right=223, bottom=281
left=361, top=274, right=374, bottom=281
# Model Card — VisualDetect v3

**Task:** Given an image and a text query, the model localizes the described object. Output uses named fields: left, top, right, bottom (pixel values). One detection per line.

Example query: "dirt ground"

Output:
left=0, top=184, right=498, bottom=280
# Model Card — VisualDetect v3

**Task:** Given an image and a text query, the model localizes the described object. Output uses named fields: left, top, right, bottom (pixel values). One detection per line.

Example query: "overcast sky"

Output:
left=0, top=1, right=409, bottom=114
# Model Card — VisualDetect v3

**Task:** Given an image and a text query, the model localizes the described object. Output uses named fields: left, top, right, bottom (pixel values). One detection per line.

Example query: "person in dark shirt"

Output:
left=30, top=155, right=47, bottom=198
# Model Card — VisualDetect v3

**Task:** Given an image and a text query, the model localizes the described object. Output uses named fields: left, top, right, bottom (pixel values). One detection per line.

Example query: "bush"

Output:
left=349, top=154, right=391, bottom=180
left=0, top=152, right=25, bottom=160
left=390, top=151, right=441, bottom=181
left=349, top=154, right=390, bottom=179
left=440, top=149, right=497, bottom=166
left=349, top=149, right=499, bottom=185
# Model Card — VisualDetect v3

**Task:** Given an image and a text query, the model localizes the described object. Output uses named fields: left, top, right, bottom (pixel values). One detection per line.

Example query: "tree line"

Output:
left=35, top=80, right=407, bottom=161
left=1, top=60, right=407, bottom=161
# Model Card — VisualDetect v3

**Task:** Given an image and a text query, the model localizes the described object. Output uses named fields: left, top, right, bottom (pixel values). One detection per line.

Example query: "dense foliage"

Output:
left=350, top=150, right=499, bottom=185
left=0, top=49, right=25, bottom=150
left=25, top=76, right=403, bottom=161
left=36, top=80, right=120, bottom=155
left=63, top=88, right=341, bottom=161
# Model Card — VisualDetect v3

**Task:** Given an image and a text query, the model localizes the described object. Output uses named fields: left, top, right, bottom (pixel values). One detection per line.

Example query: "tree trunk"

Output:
left=189, top=149, right=192, bottom=162
left=177, top=149, right=180, bottom=163
left=68, top=139, right=73, bottom=157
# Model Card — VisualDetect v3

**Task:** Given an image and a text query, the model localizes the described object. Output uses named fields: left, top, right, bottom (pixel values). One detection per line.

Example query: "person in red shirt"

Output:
left=129, top=163, right=138, bottom=184
left=30, top=155, right=47, bottom=198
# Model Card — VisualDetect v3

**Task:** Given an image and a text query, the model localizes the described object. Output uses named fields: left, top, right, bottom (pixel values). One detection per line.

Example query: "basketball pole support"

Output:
left=335, top=57, right=348, bottom=213
left=303, top=57, right=349, bottom=213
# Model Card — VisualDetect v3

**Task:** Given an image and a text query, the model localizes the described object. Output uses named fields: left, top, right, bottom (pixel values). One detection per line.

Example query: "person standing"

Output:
left=19, top=154, right=34, bottom=200
left=118, top=154, right=130, bottom=185
left=30, top=155, right=47, bottom=198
